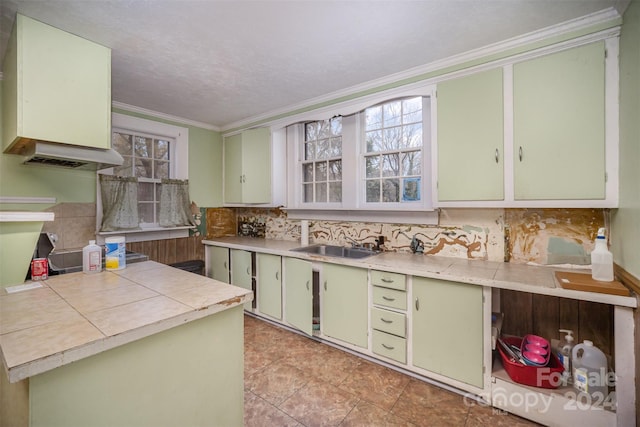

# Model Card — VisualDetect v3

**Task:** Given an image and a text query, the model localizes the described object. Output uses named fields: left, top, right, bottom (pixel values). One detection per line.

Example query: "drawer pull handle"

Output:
left=381, top=318, right=393, bottom=324
left=275, top=271, right=280, bottom=280
left=246, top=267, right=250, bottom=276
left=415, top=297, right=420, bottom=311
left=306, top=280, right=310, bottom=290
left=324, top=280, right=327, bottom=291
left=382, top=296, right=395, bottom=301
left=224, top=261, right=228, bottom=269
left=382, top=344, right=395, bottom=350
left=381, top=278, right=394, bottom=283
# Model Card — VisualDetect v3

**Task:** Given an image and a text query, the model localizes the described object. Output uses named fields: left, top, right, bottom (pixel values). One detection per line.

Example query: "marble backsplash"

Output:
left=220, top=207, right=607, bottom=265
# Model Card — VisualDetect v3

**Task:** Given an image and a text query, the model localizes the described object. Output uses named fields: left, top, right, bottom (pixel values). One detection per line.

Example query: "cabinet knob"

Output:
left=324, top=280, right=327, bottom=291
left=306, top=280, right=310, bottom=291
left=223, top=261, right=228, bottom=269
left=415, top=297, right=420, bottom=311
left=246, top=267, right=250, bottom=276
left=275, top=271, right=279, bottom=280
left=495, top=148, right=499, bottom=164
left=519, top=146, right=523, bottom=162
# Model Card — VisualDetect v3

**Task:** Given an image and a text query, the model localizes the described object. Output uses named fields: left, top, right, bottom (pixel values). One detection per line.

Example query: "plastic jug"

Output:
left=83, top=240, right=102, bottom=274
left=591, top=228, right=614, bottom=282
left=572, top=340, right=608, bottom=399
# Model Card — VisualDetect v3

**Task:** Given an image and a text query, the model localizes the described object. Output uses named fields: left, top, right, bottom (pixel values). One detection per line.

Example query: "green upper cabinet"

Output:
left=321, top=263, right=368, bottom=348
left=513, top=42, right=606, bottom=200
left=256, top=253, right=282, bottom=320
left=223, top=128, right=271, bottom=204
left=283, top=257, right=313, bottom=336
left=2, top=14, right=111, bottom=152
left=437, top=68, right=504, bottom=201
left=412, top=277, right=484, bottom=388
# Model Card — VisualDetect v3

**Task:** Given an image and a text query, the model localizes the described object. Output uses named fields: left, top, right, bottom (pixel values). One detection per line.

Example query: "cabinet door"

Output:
left=437, top=68, right=504, bottom=201
left=513, top=42, right=605, bottom=200
left=241, top=128, right=272, bottom=203
left=321, top=264, right=368, bottom=348
left=284, top=257, right=313, bottom=336
left=205, top=246, right=229, bottom=284
left=257, top=253, right=282, bottom=319
left=412, top=277, right=483, bottom=388
left=231, top=249, right=252, bottom=310
left=224, top=133, right=244, bottom=204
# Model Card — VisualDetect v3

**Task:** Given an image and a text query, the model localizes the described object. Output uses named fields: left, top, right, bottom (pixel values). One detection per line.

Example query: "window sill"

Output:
left=284, top=208, right=438, bottom=225
left=96, top=226, right=194, bottom=244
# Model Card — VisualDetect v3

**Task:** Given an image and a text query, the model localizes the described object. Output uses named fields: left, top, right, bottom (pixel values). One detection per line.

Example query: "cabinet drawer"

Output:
left=372, top=286, right=407, bottom=311
left=370, top=270, right=405, bottom=291
left=372, top=330, right=406, bottom=364
left=371, top=307, right=406, bottom=338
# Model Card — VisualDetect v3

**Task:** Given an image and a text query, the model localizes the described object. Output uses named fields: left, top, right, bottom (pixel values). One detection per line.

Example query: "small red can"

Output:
left=31, top=258, right=48, bottom=280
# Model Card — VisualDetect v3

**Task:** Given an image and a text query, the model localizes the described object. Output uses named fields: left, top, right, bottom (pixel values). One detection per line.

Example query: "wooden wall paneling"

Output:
left=578, top=300, right=614, bottom=363
left=175, top=238, right=189, bottom=263
left=558, top=298, right=580, bottom=342
left=501, top=290, right=533, bottom=337
left=531, top=294, right=559, bottom=342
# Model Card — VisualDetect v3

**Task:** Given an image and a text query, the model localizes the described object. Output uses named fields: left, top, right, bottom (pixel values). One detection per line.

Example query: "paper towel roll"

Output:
left=300, top=220, right=309, bottom=246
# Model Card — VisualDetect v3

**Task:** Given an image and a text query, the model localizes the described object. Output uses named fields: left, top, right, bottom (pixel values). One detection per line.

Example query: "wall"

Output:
left=612, top=0, right=640, bottom=281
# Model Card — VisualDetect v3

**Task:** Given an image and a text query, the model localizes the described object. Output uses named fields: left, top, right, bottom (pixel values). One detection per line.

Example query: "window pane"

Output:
left=305, top=123, right=317, bottom=141
left=302, top=163, right=313, bottom=182
left=113, top=157, right=133, bottom=177
left=382, top=179, right=400, bottom=202
left=366, top=130, right=383, bottom=153
left=154, top=139, right=170, bottom=160
left=383, top=101, right=402, bottom=127
left=138, top=202, right=154, bottom=223
left=304, top=142, right=315, bottom=160
left=134, top=136, right=152, bottom=158
left=303, top=183, right=313, bottom=203
left=330, top=117, right=342, bottom=136
left=329, top=137, right=342, bottom=157
left=402, top=151, right=422, bottom=176
left=366, top=180, right=380, bottom=202
left=316, top=138, right=329, bottom=159
left=315, top=183, right=327, bottom=202
left=365, top=105, right=382, bottom=131
left=402, top=97, right=422, bottom=123
left=112, top=132, right=132, bottom=155
left=138, top=182, right=154, bottom=201
left=403, top=177, right=421, bottom=201
left=318, top=121, right=330, bottom=139
left=402, top=123, right=422, bottom=148
left=155, top=160, right=169, bottom=179
left=382, top=154, right=400, bottom=177
left=136, top=158, right=153, bottom=178
left=315, top=162, right=327, bottom=181
left=366, top=156, right=380, bottom=178
left=329, top=182, right=342, bottom=203
left=384, top=127, right=402, bottom=150
left=328, top=160, right=342, bottom=180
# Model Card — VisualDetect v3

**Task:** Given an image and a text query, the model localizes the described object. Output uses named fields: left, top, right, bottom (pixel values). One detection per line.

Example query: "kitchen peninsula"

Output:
left=0, top=261, right=252, bottom=427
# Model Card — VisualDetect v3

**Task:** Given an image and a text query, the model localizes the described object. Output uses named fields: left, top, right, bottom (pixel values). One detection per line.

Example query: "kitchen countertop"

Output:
left=0, top=260, right=252, bottom=383
left=203, top=237, right=637, bottom=308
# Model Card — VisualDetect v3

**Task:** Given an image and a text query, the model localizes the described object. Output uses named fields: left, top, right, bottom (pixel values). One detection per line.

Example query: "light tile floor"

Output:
left=244, top=315, right=541, bottom=426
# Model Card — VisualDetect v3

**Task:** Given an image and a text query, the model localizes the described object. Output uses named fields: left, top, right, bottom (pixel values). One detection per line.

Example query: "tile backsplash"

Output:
left=42, top=203, right=97, bottom=250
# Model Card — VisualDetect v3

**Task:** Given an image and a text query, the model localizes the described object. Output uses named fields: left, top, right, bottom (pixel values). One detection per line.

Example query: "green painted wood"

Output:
left=437, top=68, right=504, bottom=201
left=372, top=329, right=407, bottom=364
left=230, top=249, right=252, bottom=310
left=0, top=222, right=43, bottom=287
left=284, top=257, right=313, bottom=336
left=223, top=128, right=271, bottom=204
left=206, top=246, right=229, bottom=284
left=372, top=286, right=407, bottom=311
left=4, top=15, right=111, bottom=150
left=370, top=270, right=406, bottom=291
left=223, top=133, right=244, bottom=204
left=412, top=277, right=484, bottom=388
left=29, top=306, right=244, bottom=427
left=371, top=307, right=406, bottom=337
left=514, top=42, right=606, bottom=200
left=321, top=263, right=368, bottom=348
left=257, top=253, right=282, bottom=319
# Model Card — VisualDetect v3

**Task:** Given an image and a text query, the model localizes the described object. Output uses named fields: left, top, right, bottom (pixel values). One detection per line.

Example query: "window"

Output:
left=364, top=97, right=423, bottom=204
left=111, top=130, right=174, bottom=225
left=302, top=118, right=342, bottom=203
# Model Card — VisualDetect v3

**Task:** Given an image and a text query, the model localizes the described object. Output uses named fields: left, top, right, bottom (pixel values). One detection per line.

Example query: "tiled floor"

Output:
left=243, top=315, right=541, bottom=426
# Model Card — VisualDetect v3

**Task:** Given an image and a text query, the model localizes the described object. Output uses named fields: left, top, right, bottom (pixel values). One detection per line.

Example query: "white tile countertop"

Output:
left=203, top=237, right=637, bottom=308
left=0, top=261, right=252, bottom=383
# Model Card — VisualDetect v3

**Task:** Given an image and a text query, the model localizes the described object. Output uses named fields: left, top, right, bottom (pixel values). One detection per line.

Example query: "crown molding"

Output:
left=111, top=101, right=220, bottom=132
left=221, top=7, right=622, bottom=132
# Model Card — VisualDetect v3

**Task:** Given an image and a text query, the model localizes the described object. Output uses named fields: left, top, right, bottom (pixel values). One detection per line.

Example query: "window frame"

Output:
left=96, top=113, right=190, bottom=242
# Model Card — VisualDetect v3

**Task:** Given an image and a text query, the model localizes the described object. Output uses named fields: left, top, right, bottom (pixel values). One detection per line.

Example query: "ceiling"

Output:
left=0, top=0, right=630, bottom=130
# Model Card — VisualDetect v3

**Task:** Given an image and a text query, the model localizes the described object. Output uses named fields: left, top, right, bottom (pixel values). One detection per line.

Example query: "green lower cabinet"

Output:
left=412, top=277, right=484, bottom=388
left=321, top=264, right=368, bottom=348
left=257, top=253, right=282, bottom=320
left=283, top=257, right=313, bottom=336
left=230, top=249, right=252, bottom=310
left=206, top=246, right=230, bottom=284
left=372, top=329, right=407, bottom=364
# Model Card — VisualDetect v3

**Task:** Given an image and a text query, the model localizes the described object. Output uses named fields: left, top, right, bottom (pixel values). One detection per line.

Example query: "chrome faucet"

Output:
left=345, top=236, right=361, bottom=248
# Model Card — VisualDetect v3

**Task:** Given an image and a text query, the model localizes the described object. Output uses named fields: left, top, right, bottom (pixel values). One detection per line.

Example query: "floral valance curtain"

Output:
left=159, top=179, right=195, bottom=227
left=99, top=175, right=140, bottom=232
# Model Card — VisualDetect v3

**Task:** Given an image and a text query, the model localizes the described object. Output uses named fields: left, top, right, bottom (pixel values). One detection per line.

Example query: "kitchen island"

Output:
left=0, top=261, right=252, bottom=427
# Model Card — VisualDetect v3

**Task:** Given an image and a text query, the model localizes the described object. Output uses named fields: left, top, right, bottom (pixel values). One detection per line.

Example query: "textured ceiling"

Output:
left=0, top=0, right=630, bottom=130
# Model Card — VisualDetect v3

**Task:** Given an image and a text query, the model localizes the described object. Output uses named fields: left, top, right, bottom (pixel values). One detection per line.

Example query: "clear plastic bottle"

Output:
left=83, top=240, right=102, bottom=274
left=591, top=227, right=613, bottom=282
left=556, top=329, right=574, bottom=384
left=572, top=340, right=609, bottom=400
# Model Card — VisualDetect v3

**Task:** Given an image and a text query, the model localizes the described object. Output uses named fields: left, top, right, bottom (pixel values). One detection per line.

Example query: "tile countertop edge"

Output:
left=3, top=292, right=252, bottom=384
left=202, top=238, right=638, bottom=309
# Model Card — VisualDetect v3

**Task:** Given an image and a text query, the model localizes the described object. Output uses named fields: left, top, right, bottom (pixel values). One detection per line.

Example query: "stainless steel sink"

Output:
left=291, top=244, right=379, bottom=259
left=48, top=249, right=149, bottom=274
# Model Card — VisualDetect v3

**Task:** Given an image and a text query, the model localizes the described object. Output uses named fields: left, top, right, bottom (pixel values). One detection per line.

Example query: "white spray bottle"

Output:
left=591, top=228, right=613, bottom=282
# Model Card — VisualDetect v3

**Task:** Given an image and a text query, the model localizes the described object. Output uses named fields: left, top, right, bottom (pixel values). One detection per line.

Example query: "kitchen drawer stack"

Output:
left=370, top=270, right=407, bottom=364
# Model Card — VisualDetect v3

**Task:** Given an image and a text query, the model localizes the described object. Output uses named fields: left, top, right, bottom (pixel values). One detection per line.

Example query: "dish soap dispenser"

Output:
left=556, top=329, right=575, bottom=384
left=591, top=228, right=613, bottom=282
left=83, top=240, right=102, bottom=274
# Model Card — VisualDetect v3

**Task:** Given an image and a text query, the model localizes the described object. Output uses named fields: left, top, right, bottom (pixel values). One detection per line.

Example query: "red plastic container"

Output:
left=498, top=336, right=564, bottom=389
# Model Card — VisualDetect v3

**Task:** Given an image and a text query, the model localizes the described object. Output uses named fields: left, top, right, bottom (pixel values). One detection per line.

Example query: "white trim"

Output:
left=0, top=197, right=56, bottom=204
left=222, top=8, right=622, bottom=132
left=284, top=208, right=438, bottom=225
left=112, top=101, right=220, bottom=132
left=95, top=227, right=191, bottom=245
left=0, top=211, right=54, bottom=222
